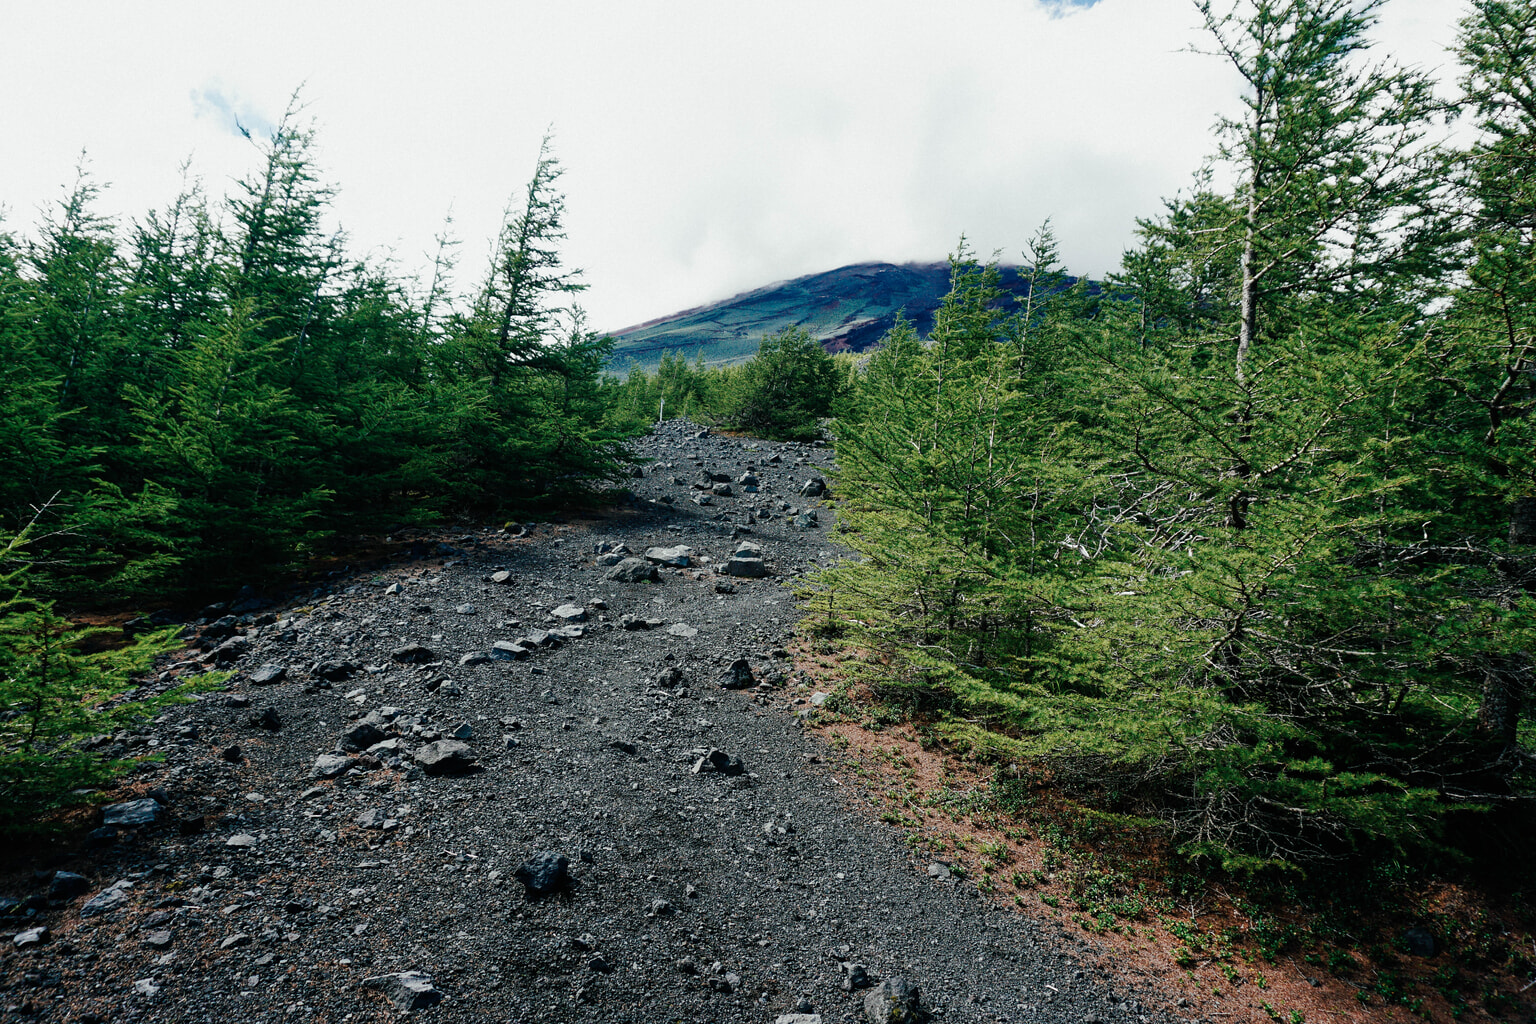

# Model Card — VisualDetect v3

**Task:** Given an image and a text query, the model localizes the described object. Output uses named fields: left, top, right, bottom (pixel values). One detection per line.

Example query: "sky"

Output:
left=2, top=0, right=1466, bottom=333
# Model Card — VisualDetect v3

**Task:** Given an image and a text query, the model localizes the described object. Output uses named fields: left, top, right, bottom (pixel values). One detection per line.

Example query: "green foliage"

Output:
left=0, top=520, right=212, bottom=835
left=717, top=325, right=847, bottom=440
left=815, top=1, right=1536, bottom=869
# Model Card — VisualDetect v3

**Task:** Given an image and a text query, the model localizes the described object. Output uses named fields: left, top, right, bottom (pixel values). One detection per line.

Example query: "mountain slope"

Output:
left=607, top=261, right=1051, bottom=371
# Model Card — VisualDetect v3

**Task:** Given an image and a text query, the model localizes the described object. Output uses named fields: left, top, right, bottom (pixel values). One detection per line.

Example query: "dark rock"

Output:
left=586, top=953, right=613, bottom=973
left=414, top=740, right=477, bottom=775
left=489, top=641, right=529, bottom=661
left=800, top=477, right=827, bottom=498
left=692, top=748, right=746, bottom=776
left=841, top=962, right=872, bottom=990
left=220, top=933, right=252, bottom=950
left=513, top=851, right=570, bottom=896
left=207, top=636, right=250, bottom=666
left=249, top=663, right=286, bottom=685
left=864, top=976, right=923, bottom=1023
left=391, top=643, right=437, bottom=664
left=250, top=708, right=282, bottom=731
left=219, top=744, right=243, bottom=762
left=656, top=666, right=687, bottom=689
left=177, top=814, right=205, bottom=835
left=103, top=798, right=161, bottom=827
left=720, top=658, right=755, bottom=689
left=605, top=557, right=659, bottom=583
left=48, top=872, right=90, bottom=900
left=315, top=660, right=362, bottom=682
left=1401, top=927, right=1438, bottom=957
left=339, top=721, right=386, bottom=751
left=711, top=482, right=733, bottom=496
left=793, top=510, right=820, bottom=529
left=550, top=603, right=587, bottom=623
left=144, top=929, right=172, bottom=949
left=609, top=738, right=639, bottom=756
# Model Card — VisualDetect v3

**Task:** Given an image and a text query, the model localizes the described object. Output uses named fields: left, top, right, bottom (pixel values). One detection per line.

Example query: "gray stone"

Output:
left=667, top=622, right=699, bottom=638
left=312, top=754, right=353, bottom=779
left=13, top=926, right=47, bottom=949
left=363, top=970, right=445, bottom=1011
left=800, top=477, right=827, bottom=498
left=384, top=582, right=403, bottom=595
left=810, top=691, right=831, bottom=706
left=391, top=643, right=436, bottom=664
left=605, top=557, right=659, bottom=583
left=489, top=641, right=529, bottom=661
left=133, top=978, right=161, bottom=997
left=711, top=482, right=733, bottom=496
left=550, top=603, right=587, bottom=623
left=775, top=1016, right=822, bottom=1024
left=459, top=651, right=491, bottom=666
left=793, top=510, right=820, bottom=529
left=414, top=740, right=477, bottom=775
left=103, top=798, right=161, bottom=827
left=250, top=663, right=286, bottom=685
left=586, top=953, right=612, bottom=973
left=692, top=493, right=713, bottom=506
left=80, top=881, right=133, bottom=918
left=144, top=929, right=172, bottom=949
left=551, top=624, right=587, bottom=639
left=207, top=636, right=250, bottom=666
left=49, top=871, right=90, bottom=900
left=225, top=833, right=258, bottom=848
left=644, top=545, right=694, bottom=567
left=489, top=570, right=514, bottom=584
left=448, top=722, right=473, bottom=740
left=720, top=658, right=755, bottom=689
left=315, top=660, right=361, bottom=681
left=841, top=962, right=872, bottom=990
left=513, top=851, right=570, bottom=895
left=356, top=808, right=388, bottom=830
left=723, top=556, right=768, bottom=577
left=220, top=932, right=252, bottom=949
left=863, top=976, right=923, bottom=1023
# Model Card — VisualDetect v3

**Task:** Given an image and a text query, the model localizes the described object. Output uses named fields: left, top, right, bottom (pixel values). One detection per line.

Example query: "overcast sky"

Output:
left=2, top=0, right=1465, bottom=332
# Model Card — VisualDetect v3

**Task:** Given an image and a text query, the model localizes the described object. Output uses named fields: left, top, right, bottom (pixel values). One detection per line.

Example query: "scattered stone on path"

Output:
left=362, top=971, right=444, bottom=1011
left=719, top=658, right=755, bottom=689
left=692, top=748, right=746, bottom=776
left=250, top=707, right=283, bottom=731
left=340, top=721, right=386, bottom=751
left=550, top=603, right=587, bottom=623
left=14, top=927, right=48, bottom=949
left=644, top=544, right=694, bottom=567
left=454, top=603, right=477, bottom=615
left=605, top=557, right=659, bottom=583
left=225, top=833, right=257, bottom=848
left=800, top=477, right=827, bottom=498
left=220, top=743, right=243, bottom=762
left=489, top=570, right=513, bottom=585
left=80, top=881, right=133, bottom=918
left=775, top=1015, right=822, bottom=1024
left=144, top=930, right=173, bottom=949
left=414, top=740, right=477, bottom=775
left=391, top=643, right=436, bottom=664
left=794, top=510, right=820, bottom=529
left=356, top=808, right=389, bottom=830
left=667, top=622, right=699, bottom=638
left=513, top=851, right=570, bottom=896
left=250, top=663, right=286, bottom=685
left=103, top=798, right=161, bottom=827
left=841, top=962, right=872, bottom=990
left=49, top=871, right=89, bottom=900
left=863, top=976, right=923, bottom=1023
left=313, top=754, right=353, bottom=779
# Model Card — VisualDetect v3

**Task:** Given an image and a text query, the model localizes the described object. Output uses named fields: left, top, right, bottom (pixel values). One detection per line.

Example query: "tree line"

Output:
left=815, top=0, right=1536, bottom=869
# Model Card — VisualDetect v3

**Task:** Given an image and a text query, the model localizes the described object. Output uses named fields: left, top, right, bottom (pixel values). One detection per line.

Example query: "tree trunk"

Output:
left=1510, top=495, right=1536, bottom=545
left=1478, top=655, right=1527, bottom=747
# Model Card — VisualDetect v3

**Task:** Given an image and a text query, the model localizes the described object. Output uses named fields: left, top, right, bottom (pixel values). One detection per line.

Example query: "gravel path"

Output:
left=0, top=421, right=1181, bottom=1024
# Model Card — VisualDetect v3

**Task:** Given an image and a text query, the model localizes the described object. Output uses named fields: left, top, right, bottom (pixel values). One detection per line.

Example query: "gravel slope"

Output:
left=0, top=421, right=1186, bottom=1024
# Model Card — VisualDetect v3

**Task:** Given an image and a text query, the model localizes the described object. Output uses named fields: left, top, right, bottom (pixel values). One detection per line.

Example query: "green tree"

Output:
left=725, top=325, right=844, bottom=441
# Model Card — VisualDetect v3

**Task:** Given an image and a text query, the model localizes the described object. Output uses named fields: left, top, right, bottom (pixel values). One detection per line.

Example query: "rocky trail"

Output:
left=1, top=421, right=1183, bottom=1024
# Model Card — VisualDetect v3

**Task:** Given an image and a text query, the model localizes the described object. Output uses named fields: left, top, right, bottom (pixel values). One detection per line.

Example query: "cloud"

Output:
left=1038, top=0, right=1103, bottom=16
left=190, top=83, right=274, bottom=140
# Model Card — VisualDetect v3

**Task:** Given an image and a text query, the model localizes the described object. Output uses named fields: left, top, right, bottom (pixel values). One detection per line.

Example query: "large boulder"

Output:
left=800, top=477, right=828, bottom=498
left=719, top=658, right=755, bottom=690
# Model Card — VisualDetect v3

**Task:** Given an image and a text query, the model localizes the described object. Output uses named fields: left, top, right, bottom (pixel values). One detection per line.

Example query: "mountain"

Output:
left=605, top=261, right=1058, bottom=372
